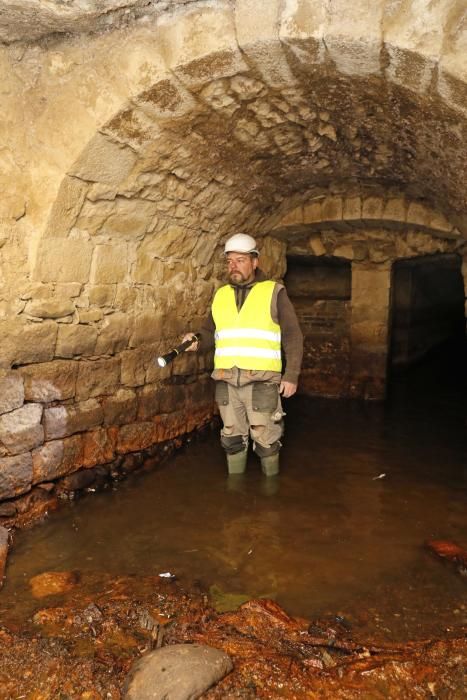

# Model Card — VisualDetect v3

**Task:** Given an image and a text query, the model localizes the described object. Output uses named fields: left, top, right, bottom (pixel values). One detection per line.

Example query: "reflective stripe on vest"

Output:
left=212, top=280, right=282, bottom=372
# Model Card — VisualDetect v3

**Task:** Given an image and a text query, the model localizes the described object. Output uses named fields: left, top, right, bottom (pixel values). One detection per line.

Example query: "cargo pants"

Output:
left=215, top=380, right=284, bottom=457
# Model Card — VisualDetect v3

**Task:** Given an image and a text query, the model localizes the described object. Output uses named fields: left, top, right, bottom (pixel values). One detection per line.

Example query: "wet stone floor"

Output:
left=0, top=348, right=466, bottom=697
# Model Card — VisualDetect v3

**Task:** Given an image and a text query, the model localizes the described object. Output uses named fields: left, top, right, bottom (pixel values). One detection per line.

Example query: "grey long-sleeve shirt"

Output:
left=199, top=269, right=303, bottom=385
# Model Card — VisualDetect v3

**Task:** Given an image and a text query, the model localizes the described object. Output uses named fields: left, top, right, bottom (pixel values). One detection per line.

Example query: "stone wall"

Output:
left=285, top=257, right=351, bottom=398
left=284, top=198, right=466, bottom=398
left=0, top=0, right=465, bottom=506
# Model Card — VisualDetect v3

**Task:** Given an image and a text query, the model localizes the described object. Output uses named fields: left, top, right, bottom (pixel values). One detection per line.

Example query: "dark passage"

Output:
left=2, top=344, right=466, bottom=642
left=390, top=253, right=465, bottom=370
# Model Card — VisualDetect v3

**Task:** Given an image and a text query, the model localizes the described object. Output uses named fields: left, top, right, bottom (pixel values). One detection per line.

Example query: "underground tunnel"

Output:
left=0, top=0, right=466, bottom=697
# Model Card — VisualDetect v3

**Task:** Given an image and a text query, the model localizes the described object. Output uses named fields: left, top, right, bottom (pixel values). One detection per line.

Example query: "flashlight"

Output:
left=156, top=334, right=201, bottom=367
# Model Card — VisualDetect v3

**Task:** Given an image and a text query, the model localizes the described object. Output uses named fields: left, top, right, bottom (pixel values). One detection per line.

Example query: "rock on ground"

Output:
left=123, top=643, right=233, bottom=700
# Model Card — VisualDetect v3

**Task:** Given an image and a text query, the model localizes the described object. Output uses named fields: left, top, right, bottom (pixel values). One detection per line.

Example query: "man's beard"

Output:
left=228, top=270, right=247, bottom=284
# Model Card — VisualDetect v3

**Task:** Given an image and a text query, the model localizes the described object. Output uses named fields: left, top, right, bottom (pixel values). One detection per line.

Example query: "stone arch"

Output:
left=27, top=7, right=466, bottom=345
left=270, top=189, right=466, bottom=398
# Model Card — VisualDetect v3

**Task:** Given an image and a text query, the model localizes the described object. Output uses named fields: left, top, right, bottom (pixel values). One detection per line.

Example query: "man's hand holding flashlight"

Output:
left=181, top=333, right=199, bottom=351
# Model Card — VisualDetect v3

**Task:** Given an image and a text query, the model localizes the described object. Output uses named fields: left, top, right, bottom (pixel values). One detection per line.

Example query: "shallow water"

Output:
left=2, top=347, right=466, bottom=642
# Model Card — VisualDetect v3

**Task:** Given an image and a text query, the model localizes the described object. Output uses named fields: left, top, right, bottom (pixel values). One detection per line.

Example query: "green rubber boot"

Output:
left=260, top=453, right=280, bottom=477
left=227, top=449, right=248, bottom=475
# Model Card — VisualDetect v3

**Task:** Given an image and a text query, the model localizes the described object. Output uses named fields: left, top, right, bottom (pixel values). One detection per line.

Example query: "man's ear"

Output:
left=252, top=256, right=259, bottom=269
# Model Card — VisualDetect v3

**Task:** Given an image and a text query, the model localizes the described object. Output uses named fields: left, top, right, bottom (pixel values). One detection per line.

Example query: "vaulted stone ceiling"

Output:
left=0, top=0, right=465, bottom=363
left=0, top=0, right=465, bottom=503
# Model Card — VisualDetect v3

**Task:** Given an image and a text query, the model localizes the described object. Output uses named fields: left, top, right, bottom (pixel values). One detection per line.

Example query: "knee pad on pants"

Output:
left=221, top=434, right=247, bottom=455
left=253, top=440, right=281, bottom=458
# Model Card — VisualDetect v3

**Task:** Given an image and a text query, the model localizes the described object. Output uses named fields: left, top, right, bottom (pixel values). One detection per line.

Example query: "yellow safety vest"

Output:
left=212, top=280, right=282, bottom=372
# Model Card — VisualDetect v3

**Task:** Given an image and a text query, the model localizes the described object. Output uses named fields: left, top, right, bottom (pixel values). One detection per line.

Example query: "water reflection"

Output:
left=2, top=345, right=466, bottom=640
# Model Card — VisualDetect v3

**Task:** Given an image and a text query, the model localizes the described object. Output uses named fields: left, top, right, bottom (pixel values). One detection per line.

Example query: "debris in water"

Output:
left=158, top=572, right=176, bottom=581
left=372, top=473, right=386, bottom=480
left=425, top=540, right=467, bottom=576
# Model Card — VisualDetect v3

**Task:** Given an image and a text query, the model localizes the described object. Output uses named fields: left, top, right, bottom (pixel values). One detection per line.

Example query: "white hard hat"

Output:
left=224, top=233, right=259, bottom=256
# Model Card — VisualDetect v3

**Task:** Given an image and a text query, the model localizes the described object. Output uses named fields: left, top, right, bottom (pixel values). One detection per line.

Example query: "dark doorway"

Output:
left=285, top=255, right=351, bottom=397
left=390, top=254, right=465, bottom=372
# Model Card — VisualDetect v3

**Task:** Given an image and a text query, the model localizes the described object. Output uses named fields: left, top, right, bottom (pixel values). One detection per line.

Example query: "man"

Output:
left=183, top=233, right=303, bottom=477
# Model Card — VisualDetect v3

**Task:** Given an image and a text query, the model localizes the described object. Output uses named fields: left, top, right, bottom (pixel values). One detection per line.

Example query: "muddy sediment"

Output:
left=0, top=570, right=466, bottom=699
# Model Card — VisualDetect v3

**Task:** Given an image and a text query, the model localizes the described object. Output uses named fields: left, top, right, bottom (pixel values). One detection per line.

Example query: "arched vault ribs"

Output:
left=275, top=194, right=466, bottom=399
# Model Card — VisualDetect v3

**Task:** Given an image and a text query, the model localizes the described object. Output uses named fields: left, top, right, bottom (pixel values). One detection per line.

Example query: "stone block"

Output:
left=139, top=226, right=197, bottom=260
left=82, top=429, right=115, bottom=468
left=120, top=348, right=150, bottom=388
left=0, top=452, right=32, bottom=499
left=369, top=243, right=395, bottom=264
left=303, top=201, right=323, bottom=224
left=20, top=284, right=53, bottom=302
left=427, top=211, right=453, bottom=234
left=406, top=231, right=433, bottom=253
left=70, top=132, right=137, bottom=186
left=334, top=245, right=354, bottom=260
left=159, top=2, right=247, bottom=86
left=78, top=309, right=103, bottom=324
left=0, top=320, right=58, bottom=368
left=76, top=358, right=121, bottom=401
left=56, top=283, right=82, bottom=299
left=136, top=384, right=160, bottom=421
left=307, top=234, right=326, bottom=256
left=235, top=1, right=295, bottom=87
left=99, top=199, right=157, bottom=239
left=163, top=384, right=186, bottom=413
left=60, top=435, right=85, bottom=475
left=362, top=197, right=384, bottom=221
left=0, top=404, right=44, bottom=455
left=278, top=206, right=303, bottom=227
left=75, top=199, right=115, bottom=236
left=44, top=175, right=88, bottom=238
left=351, top=319, right=389, bottom=346
left=94, top=313, right=131, bottom=356
left=437, top=69, right=467, bottom=119
left=325, top=36, right=381, bottom=77
left=321, top=196, right=343, bottom=222
left=34, top=239, right=93, bottom=284
left=135, top=74, right=197, bottom=120
left=280, top=0, right=326, bottom=45
left=385, top=45, right=433, bottom=95
left=116, top=421, right=159, bottom=454
left=317, top=122, right=337, bottom=141
left=43, top=399, right=104, bottom=440
left=20, top=360, right=77, bottom=402
left=343, top=196, right=362, bottom=221
left=102, top=388, right=137, bottom=426
left=115, top=285, right=138, bottom=312
left=0, top=370, right=24, bottom=415
left=88, top=285, right=116, bottom=307
left=25, top=298, right=76, bottom=320
left=134, top=252, right=164, bottom=286
left=236, top=0, right=281, bottom=44
left=32, top=440, right=67, bottom=484
left=407, top=201, right=434, bottom=228
left=352, top=267, right=391, bottom=310
left=90, top=244, right=128, bottom=284
left=383, top=197, right=407, bottom=223
left=130, top=312, right=165, bottom=348
left=55, top=324, right=98, bottom=359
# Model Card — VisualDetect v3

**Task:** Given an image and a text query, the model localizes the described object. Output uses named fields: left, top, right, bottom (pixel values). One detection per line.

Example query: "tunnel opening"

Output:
left=284, top=254, right=351, bottom=398
left=389, top=253, right=466, bottom=378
